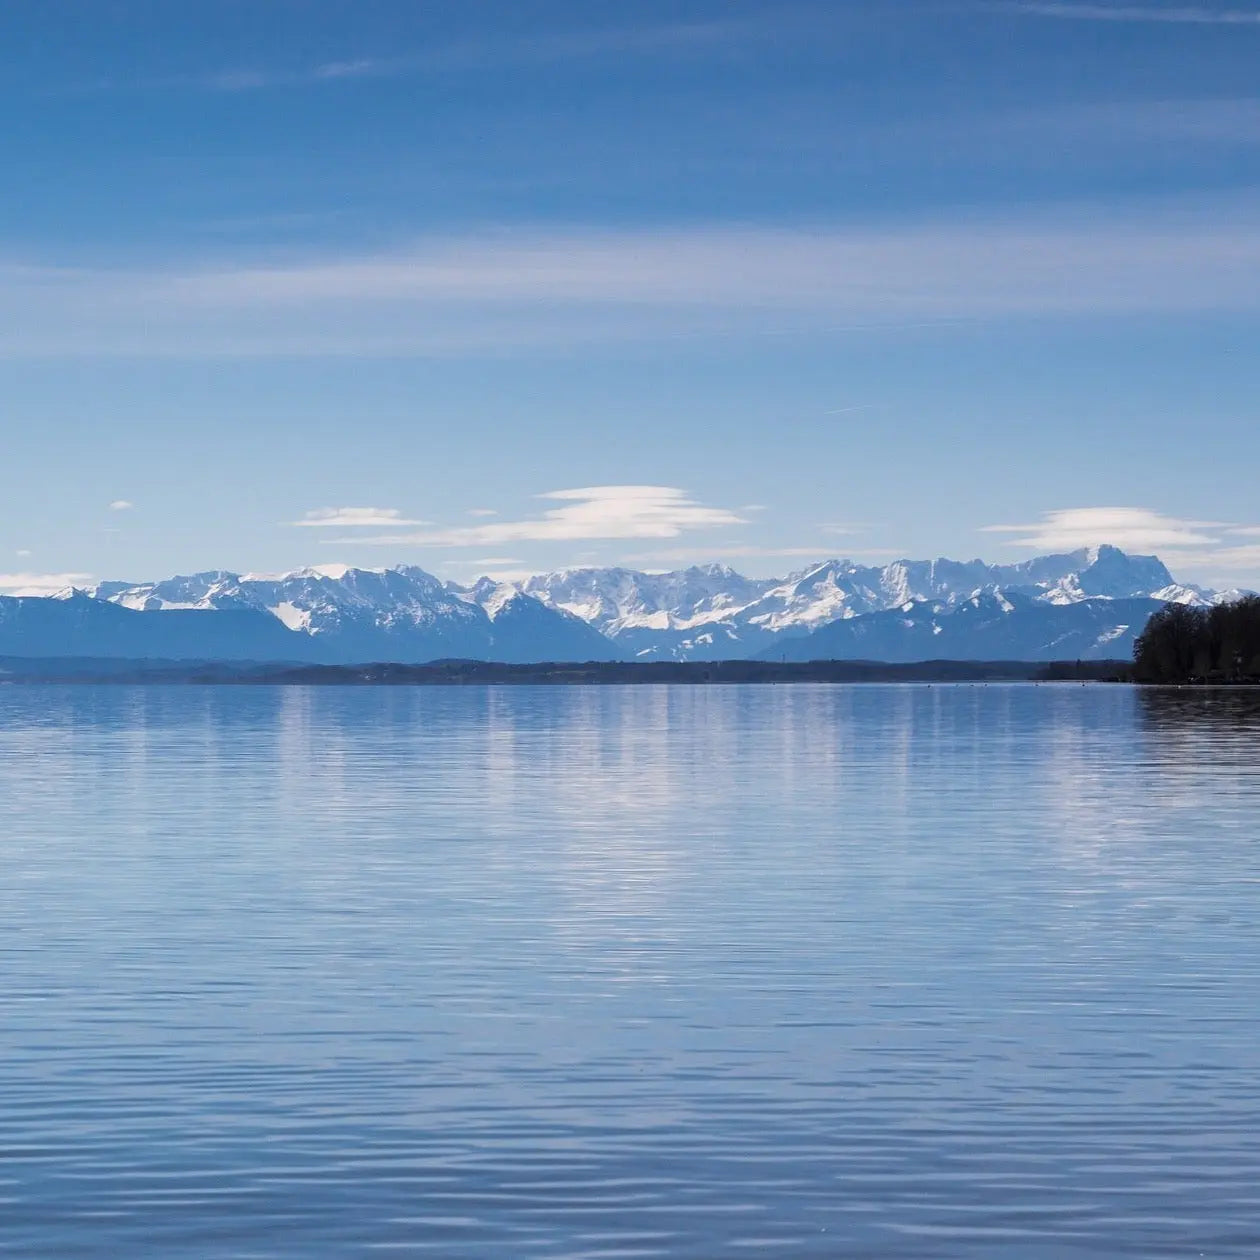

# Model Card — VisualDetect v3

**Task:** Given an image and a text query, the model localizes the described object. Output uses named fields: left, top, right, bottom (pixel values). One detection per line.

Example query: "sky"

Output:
left=3, top=0, right=1260, bottom=594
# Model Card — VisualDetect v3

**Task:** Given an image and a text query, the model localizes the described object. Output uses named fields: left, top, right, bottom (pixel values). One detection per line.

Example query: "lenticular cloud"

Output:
left=330, top=485, right=748, bottom=546
left=982, top=507, right=1224, bottom=552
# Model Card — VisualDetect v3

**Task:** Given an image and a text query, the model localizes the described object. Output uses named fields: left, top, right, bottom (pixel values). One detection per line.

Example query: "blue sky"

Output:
left=3, top=0, right=1260, bottom=593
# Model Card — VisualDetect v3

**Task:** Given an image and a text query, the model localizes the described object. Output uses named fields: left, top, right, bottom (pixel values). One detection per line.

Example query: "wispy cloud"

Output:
left=329, top=486, right=746, bottom=547
left=439, top=557, right=535, bottom=584
left=623, top=546, right=847, bottom=564
left=0, top=572, right=94, bottom=596
left=108, top=499, right=134, bottom=511
left=982, top=506, right=1260, bottom=585
left=466, top=508, right=499, bottom=518
left=982, top=507, right=1225, bottom=551
left=819, top=522, right=873, bottom=535
left=142, top=16, right=773, bottom=94
left=440, top=557, right=523, bottom=568
left=292, top=507, right=429, bottom=528
left=7, top=201, right=1260, bottom=358
left=192, top=58, right=400, bottom=92
left=1005, top=3, right=1260, bottom=23
left=912, top=97, right=1260, bottom=157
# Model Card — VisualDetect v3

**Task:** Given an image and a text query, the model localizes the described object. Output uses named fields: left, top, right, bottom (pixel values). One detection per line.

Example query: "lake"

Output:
left=2, top=683, right=1259, bottom=1257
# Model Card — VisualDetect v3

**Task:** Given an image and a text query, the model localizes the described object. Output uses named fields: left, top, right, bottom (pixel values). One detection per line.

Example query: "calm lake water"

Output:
left=2, top=683, right=1260, bottom=1258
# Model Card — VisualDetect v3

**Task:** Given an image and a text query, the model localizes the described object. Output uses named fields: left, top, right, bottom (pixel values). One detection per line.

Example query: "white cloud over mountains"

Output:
left=294, top=498, right=1260, bottom=586
left=327, top=486, right=746, bottom=547
left=984, top=506, right=1260, bottom=580
left=294, top=507, right=429, bottom=528
left=983, top=507, right=1224, bottom=552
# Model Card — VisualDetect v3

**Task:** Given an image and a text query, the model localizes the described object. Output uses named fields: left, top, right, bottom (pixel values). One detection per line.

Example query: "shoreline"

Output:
left=0, top=657, right=1131, bottom=686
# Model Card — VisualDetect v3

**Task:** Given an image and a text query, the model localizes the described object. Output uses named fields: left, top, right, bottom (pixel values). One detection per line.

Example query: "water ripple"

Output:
left=1, top=684, right=1259, bottom=1256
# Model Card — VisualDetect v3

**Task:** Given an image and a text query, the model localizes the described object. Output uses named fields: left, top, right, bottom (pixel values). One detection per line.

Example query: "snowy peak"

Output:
left=518, top=564, right=774, bottom=635
left=1075, top=545, right=1174, bottom=598
left=444, top=577, right=623, bottom=660
left=458, top=577, right=521, bottom=620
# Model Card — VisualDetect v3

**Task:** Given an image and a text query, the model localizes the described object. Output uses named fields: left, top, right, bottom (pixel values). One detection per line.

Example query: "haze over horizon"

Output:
left=3, top=1, right=1259, bottom=593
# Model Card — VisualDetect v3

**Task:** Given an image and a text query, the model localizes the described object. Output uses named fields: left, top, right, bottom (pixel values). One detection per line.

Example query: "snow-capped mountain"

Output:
left=0, top=547, right=1235, bottom=666
left=518, top=545, right=1217, bottom=660
left=519, top=563, right=774, bottom=634
left=457, top=578, right=622, bottom=661
left=90, top=564, right=620, bottom=663
left=101, top=564, right=494, bottom=661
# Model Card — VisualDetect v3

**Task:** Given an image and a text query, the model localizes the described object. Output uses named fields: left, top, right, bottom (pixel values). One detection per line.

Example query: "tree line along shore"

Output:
left=1134, top=596, right=1260, bottom=684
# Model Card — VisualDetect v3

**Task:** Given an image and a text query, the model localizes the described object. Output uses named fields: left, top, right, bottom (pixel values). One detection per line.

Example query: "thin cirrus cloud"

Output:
left=150, top=16, right=772, bottom=94
left=1005, top=3, right=1260, bottom=22
left=909, top=97, right=1260, bottom=156
left=292, top=507, right=430, bottom=528
left=820, top=521, right=875, bottom=535
left=109, top=499, right=134, bottom=511
left=200, top=60, right=380, bottom=91
left=327, top=486, right=746, bottom=547
left=439, top=558, right=533, bottom=584
left=7, top=200, right=1260, bottom=358
left=621, top=545, right=897, bottom=566
left=0, top=572, right=94, bottom=596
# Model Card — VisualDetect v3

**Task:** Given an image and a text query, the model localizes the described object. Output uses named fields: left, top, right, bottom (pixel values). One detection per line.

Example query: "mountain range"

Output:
left=0, top=546, right=1243, bottom=667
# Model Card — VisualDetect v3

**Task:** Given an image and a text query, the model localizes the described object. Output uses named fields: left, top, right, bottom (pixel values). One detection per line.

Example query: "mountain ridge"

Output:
left=515, top=544, right=1219, bottom=660
left=0, top=545, right=1238, bottom=665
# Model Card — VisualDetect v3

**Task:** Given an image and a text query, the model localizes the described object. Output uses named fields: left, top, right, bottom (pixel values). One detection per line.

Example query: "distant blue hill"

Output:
left=756, top=593, right=1165, bottom=663
left=0, top=586, right=618, bottom=665
left=0, top=592, right=317, bottom=662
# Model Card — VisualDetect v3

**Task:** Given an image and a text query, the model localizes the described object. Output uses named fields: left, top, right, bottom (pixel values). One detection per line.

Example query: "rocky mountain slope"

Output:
left=758, top=592, right=1164, bottom=663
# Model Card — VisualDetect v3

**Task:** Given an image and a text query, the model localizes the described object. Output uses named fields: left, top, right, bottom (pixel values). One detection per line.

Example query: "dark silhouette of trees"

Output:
left=1211, top=595, right=1260, bottom=678
left=1134, top=596, right=1260, bottom=683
